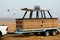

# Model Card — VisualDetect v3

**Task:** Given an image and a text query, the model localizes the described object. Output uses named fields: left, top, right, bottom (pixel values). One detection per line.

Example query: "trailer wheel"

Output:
left=34, top=33, right=38, bottom=36
left=52, top=31, right=57, bottom=36
left=0, top=31, right=2, bottom=37
left=45, top=31, right=50, bottom=36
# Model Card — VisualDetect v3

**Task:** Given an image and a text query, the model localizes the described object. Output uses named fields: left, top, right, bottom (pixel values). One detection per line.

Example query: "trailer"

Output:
left=14, top=6, right=60, bottom=36
left=14, top=27, right=60, bottom=36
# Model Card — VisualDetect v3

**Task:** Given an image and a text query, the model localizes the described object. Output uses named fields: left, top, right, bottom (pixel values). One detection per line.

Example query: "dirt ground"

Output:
left=1, top=34, right=60, bottom=40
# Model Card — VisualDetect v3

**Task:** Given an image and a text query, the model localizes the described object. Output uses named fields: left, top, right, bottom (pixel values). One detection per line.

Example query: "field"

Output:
left=1, top=34, right=60, bottom=40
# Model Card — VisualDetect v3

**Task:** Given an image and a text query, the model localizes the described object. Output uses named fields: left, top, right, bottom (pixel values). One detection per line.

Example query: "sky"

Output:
left=0, top=0, right=60, bottom=18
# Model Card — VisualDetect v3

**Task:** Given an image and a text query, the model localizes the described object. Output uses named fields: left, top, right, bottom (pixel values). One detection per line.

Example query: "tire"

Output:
left=34, top=33, right=38, bottom=36
left=0, top=31, right=2, bottom=37
left=45, top=31, right=50, bottom=36
left=52, top=31, right=57, bottom=36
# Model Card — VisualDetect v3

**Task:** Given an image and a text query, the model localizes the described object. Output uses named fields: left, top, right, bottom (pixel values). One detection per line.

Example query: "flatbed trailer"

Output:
left=14, top=6, right=60, bottom=36
left=14, top=27, right=60, bottom=36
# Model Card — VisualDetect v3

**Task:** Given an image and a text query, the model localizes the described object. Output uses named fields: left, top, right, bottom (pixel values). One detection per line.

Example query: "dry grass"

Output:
left=1, top=34, right=60, bottom=40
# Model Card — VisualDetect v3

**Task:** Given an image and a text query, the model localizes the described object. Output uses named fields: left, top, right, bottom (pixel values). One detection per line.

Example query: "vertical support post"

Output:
left=47, top=11, right=52, bottom=18
left=23, top=11, right=27, bottom=19
left=43, top=10, right=46, bottom=18
left=41, top=11, right=43, bottom=18
left=30, top=11, right=33, bottom=19
left=36, top=11, right=39, bottom=18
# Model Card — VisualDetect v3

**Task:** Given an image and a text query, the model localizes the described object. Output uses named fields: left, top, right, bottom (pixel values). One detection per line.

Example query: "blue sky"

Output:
left=0, top=0, right=60, bottom=18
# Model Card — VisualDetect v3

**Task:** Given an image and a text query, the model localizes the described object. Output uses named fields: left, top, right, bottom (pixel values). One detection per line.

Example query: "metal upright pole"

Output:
left=30, top=11, right=33, bottom=19
left=47, top=11, right=52, bottom=18
left=23, top=11, right=27, bottom=19
left=43, top=10, right=46, bottom=18
left=36, top=11, right=39, bottom=18
left=41, top=11, right=43, bottom=18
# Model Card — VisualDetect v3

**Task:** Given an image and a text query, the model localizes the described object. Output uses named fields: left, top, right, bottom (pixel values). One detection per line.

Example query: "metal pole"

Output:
left=23, top=11, right=27, bottom=19
left=36, top=11, right=39, bottom=18
left=43, top=10, right=46, bottom=18
left=30, top=11, right=33, bottom=19
left=41, top=11, right=43, bottom=18
left=47, top=11, right=52, bottom=18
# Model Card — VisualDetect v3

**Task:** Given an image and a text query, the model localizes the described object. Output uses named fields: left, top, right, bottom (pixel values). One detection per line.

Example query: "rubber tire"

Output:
left=34, top=33, right=38, bottom=36
left=0, top=31, right=2, bottom=37
left=52, top=31, right=57, bottom=36
left=45, top=31, right=50, bottom=36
